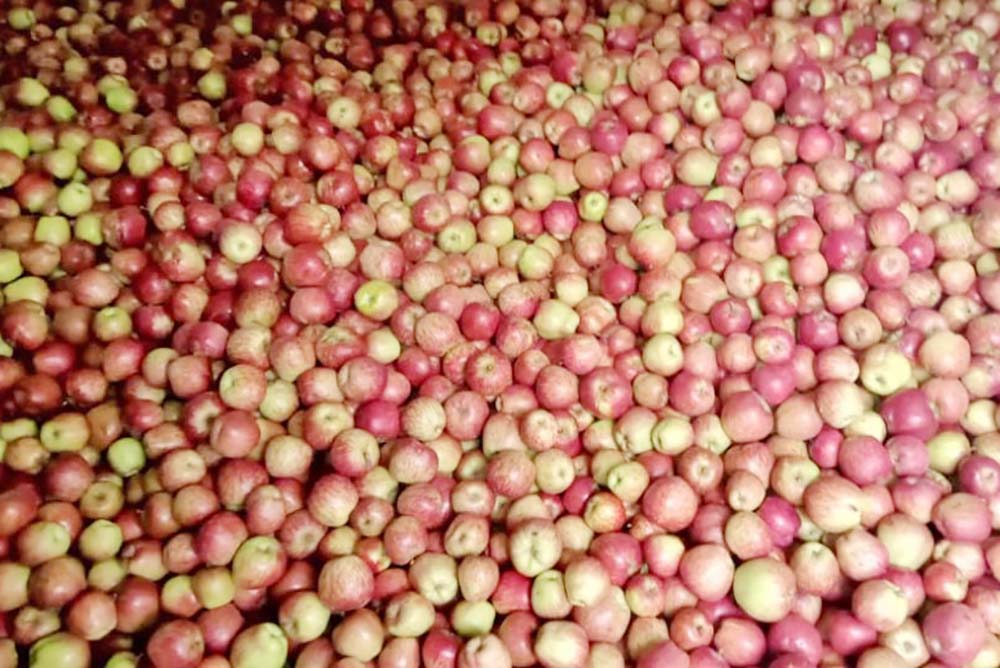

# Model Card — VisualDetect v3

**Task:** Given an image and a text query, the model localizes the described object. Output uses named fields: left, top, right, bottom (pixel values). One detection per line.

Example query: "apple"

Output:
left=509, top=519, right=562, bottom=577
left=457, top=634, right=512, bottom=668
left=147, top=620, right=205, bottom=668
left=534, top=621, right=590, bottom=668
left=28, top=633, right=90, bottom=668
left=332, top=609, right=385, bottom=661
left=278, top=591, right=331, bottom=644
left=230, top=623, right=288, bottom=668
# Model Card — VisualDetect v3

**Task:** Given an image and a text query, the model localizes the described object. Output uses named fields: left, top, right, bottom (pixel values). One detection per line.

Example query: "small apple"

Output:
left=534, top=621, right=590, bottom=668
left=230, top=623, right=288, bottom=668
left=28, top=633, right=90, bottom=668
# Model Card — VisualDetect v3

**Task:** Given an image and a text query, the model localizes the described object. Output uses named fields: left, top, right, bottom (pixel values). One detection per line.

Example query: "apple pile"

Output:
left=2, top=0, right=1000, bottom=667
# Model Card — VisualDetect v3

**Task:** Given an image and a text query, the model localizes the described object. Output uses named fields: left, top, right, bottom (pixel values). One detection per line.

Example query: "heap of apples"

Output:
left=2, top=0, right=1000, bottom=666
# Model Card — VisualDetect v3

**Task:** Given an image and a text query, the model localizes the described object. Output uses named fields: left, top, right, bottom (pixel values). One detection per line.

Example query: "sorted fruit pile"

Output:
left=2, top=0, right=1000, bottom=667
